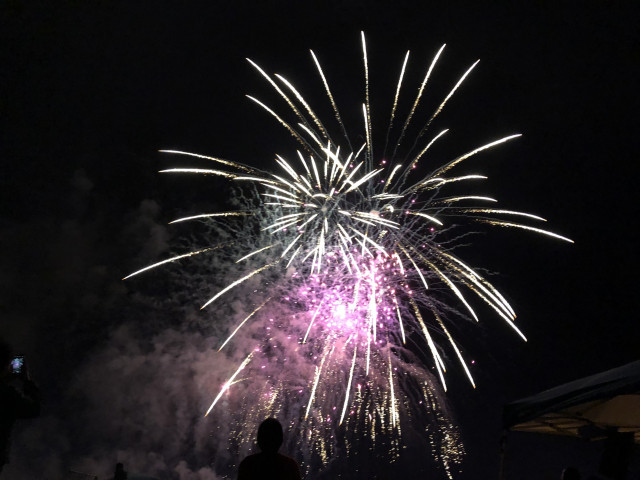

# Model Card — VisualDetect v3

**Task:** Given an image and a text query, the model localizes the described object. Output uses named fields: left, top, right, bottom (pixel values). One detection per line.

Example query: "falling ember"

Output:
left=205, top=352, right=253, bottom=417
left=127, top=32, right=571, bottom=477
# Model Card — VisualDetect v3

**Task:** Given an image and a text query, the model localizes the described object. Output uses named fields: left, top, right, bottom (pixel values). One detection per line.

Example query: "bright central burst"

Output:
left=126, top=32, right=572, bottom=477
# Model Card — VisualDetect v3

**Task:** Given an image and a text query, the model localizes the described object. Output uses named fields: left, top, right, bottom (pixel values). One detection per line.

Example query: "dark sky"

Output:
left=1, top=2, right=638, bottom=479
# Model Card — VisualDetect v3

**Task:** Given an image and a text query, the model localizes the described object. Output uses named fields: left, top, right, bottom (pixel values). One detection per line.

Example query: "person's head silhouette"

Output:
left=561, top=466, right=580, bottom=480
left=114, top=462, right=127, bottom=480
left=257, top=418, right=283, bottom=455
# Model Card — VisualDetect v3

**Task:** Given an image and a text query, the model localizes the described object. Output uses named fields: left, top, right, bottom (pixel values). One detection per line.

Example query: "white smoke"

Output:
left=1, top=168, right=462, bottom=480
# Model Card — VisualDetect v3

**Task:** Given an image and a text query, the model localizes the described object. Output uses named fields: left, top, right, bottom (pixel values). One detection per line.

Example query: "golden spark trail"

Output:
left=460, top=209, right=547, bottom=221
left=383, top=50, right=410, bottom=158
left=388, top=351, right=398, bottom=427
left=246, top=95, right=315, bottom=150
left=417, top=59, right=480, bottom=137
left=310, top=50, right=351, bottom=148
left=303, top=300, right=325, bottom=344
left=430, top=134, right=522, bottom=178
left=246, top=59, right=312, bottom=136
left=476, top=220, right=574, bottom=243
left=169, top=212, right=251, bottom=224
left=339, top=345, right=358, bottom=425
left=305, top=351, right=328, bottom=420
left=439, top=251, right=515, bottom=319
left=200, top=263, right=276, bottom=310
left=275, top=73, right=329, bottom=140
left=439, top=196, right=497, bottom=204
left=159, top=150, right=259, bottom=174
left=123, top=247, right=219, bottom=280
left=236, top=245, right=277, bottom=263
left=434, top=312, right=476, bottom=388
left=409, top=129, right=449, bottom=170
left=383, top=164, right=404, bottom=193
left=204, top=352, right=253, bottom=416
left=425, top=259, right=479, bottom=322
left=159, top=168, right=238, bottom=178
left=394, top=300, right=406, bottom=344
left=393, top=44, right=446, bottom=158
left=411, top=299, right=447, bottom=391
left=218, top=298, right=272, bottom=351
left=361, top=32, right=373, bottom=167
left=405, top=211, right=443, bottom=226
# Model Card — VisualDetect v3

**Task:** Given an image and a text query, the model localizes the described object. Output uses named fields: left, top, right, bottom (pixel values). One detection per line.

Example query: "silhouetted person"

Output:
left=113, top=462, right=127, bottom=480
left=238, top=418, right=301, bottom=480
left=562, top=466, right=581, bottom=480
left=0, top=340, right=40, bottom=474
left=598, top=431, right=634, bottom=480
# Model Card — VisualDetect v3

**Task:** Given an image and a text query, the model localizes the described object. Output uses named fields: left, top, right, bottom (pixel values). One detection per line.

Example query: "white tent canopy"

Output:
left=503, top=360, right=640, bottom=442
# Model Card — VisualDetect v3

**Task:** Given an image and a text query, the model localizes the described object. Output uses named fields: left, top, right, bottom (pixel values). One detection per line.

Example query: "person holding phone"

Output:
left=0, top=339, right=40, bottom=474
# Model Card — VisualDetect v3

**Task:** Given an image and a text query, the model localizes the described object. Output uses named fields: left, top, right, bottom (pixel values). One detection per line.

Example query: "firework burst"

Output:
left=126, top=33, right=571, bottom=477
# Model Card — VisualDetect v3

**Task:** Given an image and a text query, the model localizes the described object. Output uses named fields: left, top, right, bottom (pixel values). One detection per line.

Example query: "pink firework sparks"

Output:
left=126, top=32, right=572, bottom=476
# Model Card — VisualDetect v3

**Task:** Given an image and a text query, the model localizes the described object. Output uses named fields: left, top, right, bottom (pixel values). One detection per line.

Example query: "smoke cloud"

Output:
left=1, top=167, right=461, bottom=480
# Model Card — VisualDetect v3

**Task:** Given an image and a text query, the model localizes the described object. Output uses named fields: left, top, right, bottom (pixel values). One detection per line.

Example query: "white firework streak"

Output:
left=126, top=32, right=572, bottom=475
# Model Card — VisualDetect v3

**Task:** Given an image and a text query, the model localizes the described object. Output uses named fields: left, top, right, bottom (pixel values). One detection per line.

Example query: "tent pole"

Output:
left=498, top=429, right=508, bottom=480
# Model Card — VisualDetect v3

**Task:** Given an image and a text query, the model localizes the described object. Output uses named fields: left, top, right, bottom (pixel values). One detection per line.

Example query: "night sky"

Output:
left=1, top=2, right=638, bottom=479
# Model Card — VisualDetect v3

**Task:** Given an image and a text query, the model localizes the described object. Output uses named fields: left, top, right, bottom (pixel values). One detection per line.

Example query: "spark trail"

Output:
left=127, top=33, right=571, bottom=478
